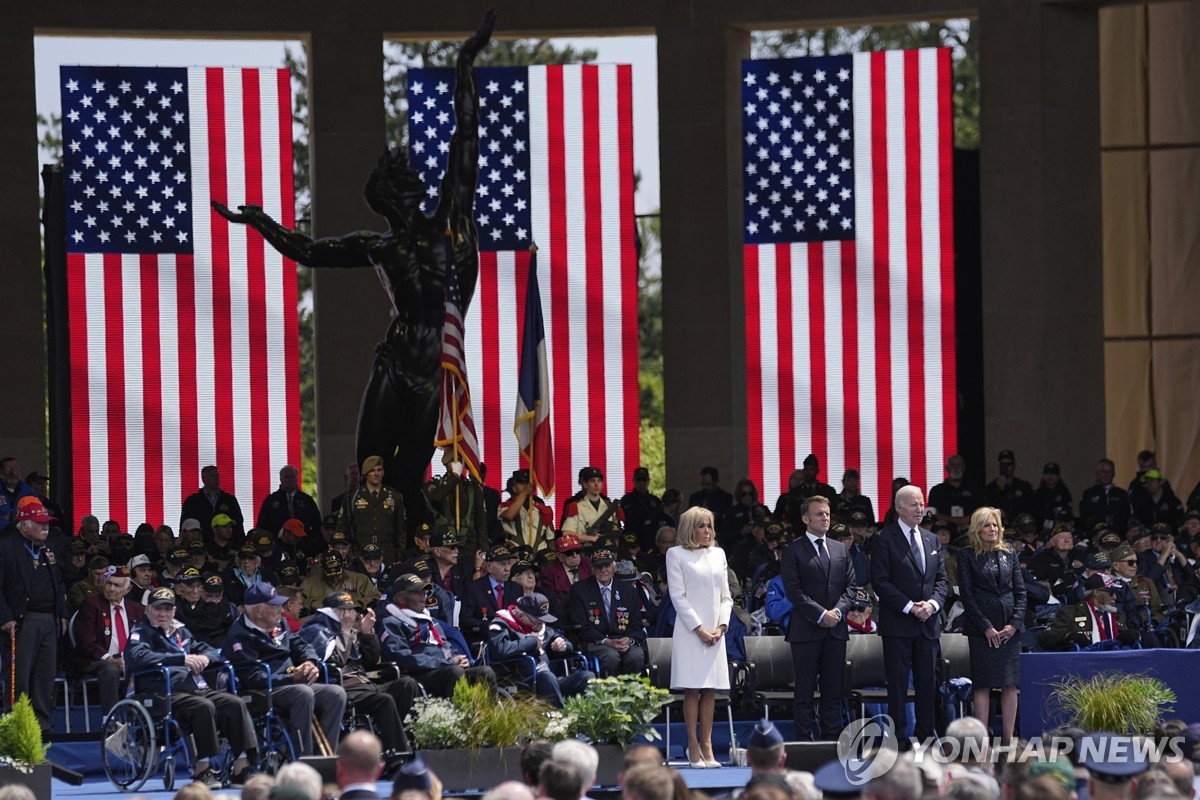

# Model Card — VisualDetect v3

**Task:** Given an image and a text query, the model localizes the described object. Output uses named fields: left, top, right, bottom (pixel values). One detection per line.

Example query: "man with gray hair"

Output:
left=942, top=716, right=999, bottom=795
left=483, top=781, right=537, bottom=800
left=69, top=565, right=145, bottom=714
left=552, top=739, right=600, bottom=797
left=258, top=465, right=323, bottom=541
left=274, top=762, right=324, bottom=800
left=868, top=756, right=925, bottom=800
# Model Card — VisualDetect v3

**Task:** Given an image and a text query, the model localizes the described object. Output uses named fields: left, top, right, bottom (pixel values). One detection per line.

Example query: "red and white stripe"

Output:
left=436, top=64, right=639, bottom=501
left=744, top=48, right=956, bottom=508
left=68, top=67, right=298, bottom=528
left=435, top=274, right=483, bottom=481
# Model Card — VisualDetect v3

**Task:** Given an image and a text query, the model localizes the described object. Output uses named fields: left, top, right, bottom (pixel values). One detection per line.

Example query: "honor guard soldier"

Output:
left=562, top=468, right=624, bottom=546
left=424, top=450, right=488, bottom=568
left=499, top=469, right=556, bottom=555
left=620, top=467, right=663, bottom=553
left=338, top=455, right=406, bottom=566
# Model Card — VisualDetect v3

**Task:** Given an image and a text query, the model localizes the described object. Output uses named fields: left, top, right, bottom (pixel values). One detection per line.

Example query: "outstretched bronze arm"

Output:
left=211, top=202, right=377, bottom=268
left=438, top=9, right=495, bottom=224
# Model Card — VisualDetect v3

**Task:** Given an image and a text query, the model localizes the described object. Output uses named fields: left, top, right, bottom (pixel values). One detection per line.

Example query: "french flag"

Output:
left=514, top=247, right=555, bottom=497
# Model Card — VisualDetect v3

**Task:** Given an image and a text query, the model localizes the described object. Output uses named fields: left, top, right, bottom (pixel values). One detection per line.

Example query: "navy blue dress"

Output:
left=957, top=545, right=1026, bottom=688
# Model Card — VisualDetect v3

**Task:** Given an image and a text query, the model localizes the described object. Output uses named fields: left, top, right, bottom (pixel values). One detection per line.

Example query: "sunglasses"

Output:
left=1120, top=559, right=1137, bottom=565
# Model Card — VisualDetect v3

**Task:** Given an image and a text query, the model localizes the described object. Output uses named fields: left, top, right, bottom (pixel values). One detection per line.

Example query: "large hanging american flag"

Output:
left=434, top=234, right=483, bottom=482
left=59, top=65, right=299, bottom=528
left=741, top=49, right=957, bottom=508
left=408, top=64, right=639, bottom=500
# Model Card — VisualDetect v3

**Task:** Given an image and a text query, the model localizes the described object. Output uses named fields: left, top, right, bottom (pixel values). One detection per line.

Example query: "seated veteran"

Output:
left=487, top=592, right=593, bottom=707
left=68, top=566, right=145, bottom=714
left=1038, top=573, right=1139, bottom=651
left=567, top=549, right=647, bottom=676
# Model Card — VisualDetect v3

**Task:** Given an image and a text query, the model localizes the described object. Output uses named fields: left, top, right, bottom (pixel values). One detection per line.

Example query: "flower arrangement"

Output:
left=1049, top=671, right=1176, bottom=735
left=407, top=678, right=557, bottom=750
left=0, top=695, right=49, bottom=773
left=562, top=675, right=672, bottom=747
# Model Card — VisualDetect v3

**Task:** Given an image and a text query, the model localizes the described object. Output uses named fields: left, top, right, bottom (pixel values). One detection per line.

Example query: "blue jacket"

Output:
left=124, top=618, right=225, bottom=693
left=0, top=482, right=36, bottom=533
left=222, top=613, right=319, bottom=688
left=378, top=603, right=471, bottom=673
left=763, top=575, right=793, bottom=630
left=487, top=610, right=575, bottom=666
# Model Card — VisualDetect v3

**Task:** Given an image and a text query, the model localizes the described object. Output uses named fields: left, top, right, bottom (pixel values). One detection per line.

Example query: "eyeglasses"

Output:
left=1120, top=559, right=1137, bottom=565
left=561, top=550, right=581, bottom=557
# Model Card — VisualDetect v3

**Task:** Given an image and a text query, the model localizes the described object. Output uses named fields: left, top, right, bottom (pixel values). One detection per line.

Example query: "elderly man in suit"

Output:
left=781, top=495, right=858, bottom=740
left=870, top=484, right=948, bottom=744
left=568, top=549, right=646, bottom=676
left=70, top=566, right=146, bottom=714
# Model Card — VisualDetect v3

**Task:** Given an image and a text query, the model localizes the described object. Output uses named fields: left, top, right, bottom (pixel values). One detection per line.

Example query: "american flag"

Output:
left=60, top=65, right=299, bottom=528
left=741, top=50, right=957, bottom=508
left=408, top=64, right=639, bottom=499
left=434, top=233, right=483, bottom=482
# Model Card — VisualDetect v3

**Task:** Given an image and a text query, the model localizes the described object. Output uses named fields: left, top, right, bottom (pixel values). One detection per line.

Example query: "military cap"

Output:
left=830, top=522, right=851, bottom=540
left=148, top=587, right=176, bottom=607
left=330, top=530, right=351, bottom=545
left=1151, top=523, right=1173, bottom=538
left=167, top=547, right=189, bottom=564
left=414, top=522, right=433, bottom=539
left=322, top=514, right=339, bottom=529
left=508, top=468, right=531, bottom=488
left=813, top=760, right=864, bottom=798
left=1098, top=530, right=1122, bottom=548
left=554, top=533, right=583, bottom=553
left=211, top=513, right=234, bottom=528
left=1108, top=543, right=1135, bottom=563
left=1084, top=551, right=1111, bottom=571
left=178, top=566, right=204, bottom=582
left=764, top=521, right=785, bottom=540
left=1014, top=513, right=1037, bottom=534
left=244, top=582, right=288, bottom=606
left=1042, top=462, right=1061, bottom=474
left=998, top=449, right=1016, bottom=462
left=14, top=499, right=55, bottom=524
left=323, top=591, right=360, bottom=610
left=615, top=560, right=638, bottom=578
left=277, top=564, right=301, bottom=586
left=237, top=543, right=259, bottom=558
left=187, top=540, right=207, bottom=554
left=622, top=532, right=638, bottom=545
left=537, top=549, right=558, bottom=567
left=849, top=511, right=869, bottom=526
left=254, top=533, right=274, bottom=551
left=632, top=466, right=650, bottom=480
left=103, top=566, right=130, bottom=581
left=202, top=574, right=224, bottom=592
left=746, top=719, right=784, bottom=749
left=850, top=587, right=872, bottom=609
left=514, top=592, right=556, bottom=623
left=590, top=549, right=616, bottom=566
left=578, top=466, right=603, bottom=483
left=408, top=558, right=433, bottom=579
left=1185, top=510, right=1200, bottom=523
left=1131, top=528, right=1151, bottom=544
left=69, top=539, right=89, bottom=555
left=1078, top=733, right=1149, bottom=781
left=393, top=753, right=431, bottom=792
left=486, top=545, right=517, bottom=562
left=361, top=543, right=383, bottom=558
left=361, top=455, right=383, bottom=474
left=322, top=551, right=344, bottom=575
left=931, top=519, right=953, bottom=534
left=392, top=573, right=432, bottom=595
left=510, top=559, right=536, bottom=578
left=429, top=528, right=460, bottom=548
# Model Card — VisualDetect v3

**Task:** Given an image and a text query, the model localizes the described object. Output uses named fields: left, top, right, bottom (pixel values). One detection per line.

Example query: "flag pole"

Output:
left=452, top=375, right=462, bottom=530
left=526, top=242, right=539, bottom=548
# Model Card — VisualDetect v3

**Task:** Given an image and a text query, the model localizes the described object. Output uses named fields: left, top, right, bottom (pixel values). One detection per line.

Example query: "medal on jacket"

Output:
left=103, top=613, right=111, bottom=637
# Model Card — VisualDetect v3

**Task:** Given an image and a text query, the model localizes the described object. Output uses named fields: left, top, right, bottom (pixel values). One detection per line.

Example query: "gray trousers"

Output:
left=272, top=683, right=347, bottom=756
left=2, top=612, right=59, bottom=734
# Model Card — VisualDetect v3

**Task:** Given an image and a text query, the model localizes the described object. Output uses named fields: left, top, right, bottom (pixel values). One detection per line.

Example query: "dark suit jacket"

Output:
left=956, top=545, right=1026, bottom=636
left=870, top=522, right=948, bottom=639
left=780, top=534, right=857, bottom=642
left=688, top=487, right=734, bottom=517
left=459, top=576, right=522, bottom=638
left=568, top=576, right=646, bottom=644
left=256, top=488, right=323, bottom=540
left=0, top=535, right=69, bottom=628
left=69, top=594, right=146, bottom=675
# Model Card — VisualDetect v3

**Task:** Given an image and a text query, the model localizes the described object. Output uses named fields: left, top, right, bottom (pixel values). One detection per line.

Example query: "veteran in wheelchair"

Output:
left=109, top=586, right=257, bottom=789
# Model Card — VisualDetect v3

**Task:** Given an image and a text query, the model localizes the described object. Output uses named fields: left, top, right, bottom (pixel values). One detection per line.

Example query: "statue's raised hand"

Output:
left=211, top=200, right=266, bottom=224
left=460, top=8, right=496, bottom=64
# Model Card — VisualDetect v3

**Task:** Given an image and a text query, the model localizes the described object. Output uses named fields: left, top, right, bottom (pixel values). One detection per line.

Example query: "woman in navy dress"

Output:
left=957, top=506, right=1026, bottom=740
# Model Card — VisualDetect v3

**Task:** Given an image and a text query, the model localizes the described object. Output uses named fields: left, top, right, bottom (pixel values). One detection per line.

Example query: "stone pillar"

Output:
left=307, top=21, right=390, bottom=508
left=977, top=0, right=1105, bottom=490
left=657, top=21, right=750, bottom=493
left=0, top=22, right=49, bottom=474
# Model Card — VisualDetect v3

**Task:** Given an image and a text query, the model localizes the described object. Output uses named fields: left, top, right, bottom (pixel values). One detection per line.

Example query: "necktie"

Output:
left=568, top=569, right=578, bottom=584
left=114, top=605, right=127, bottom=650
left=287, top=493, right=295, bottom=517
left=495, top=583, right=504, bottom=608
left=602, top=585, right=612, bottom=616
left=1099, top=611, right=1112, bottom=641
left=909, top=528, right=924, bottom=572
left=814, top=537, right=828, bottom=569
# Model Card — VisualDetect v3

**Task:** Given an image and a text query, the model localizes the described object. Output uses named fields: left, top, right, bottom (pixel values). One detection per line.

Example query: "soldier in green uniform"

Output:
left=423, top=451, right=488, bottom=568
left=338, top=455, right=406, bottom=566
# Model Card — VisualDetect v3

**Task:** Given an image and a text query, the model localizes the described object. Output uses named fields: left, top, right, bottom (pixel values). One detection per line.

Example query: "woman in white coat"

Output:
left=666, top=506, right=734, bottom=767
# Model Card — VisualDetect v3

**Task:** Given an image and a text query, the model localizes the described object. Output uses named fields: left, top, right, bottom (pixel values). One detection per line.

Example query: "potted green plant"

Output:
left=561, top=675, right=672, bottom=785
left=1049, top=671, right=1176, bottom=734
left=0, top=695, right=51, bottom=796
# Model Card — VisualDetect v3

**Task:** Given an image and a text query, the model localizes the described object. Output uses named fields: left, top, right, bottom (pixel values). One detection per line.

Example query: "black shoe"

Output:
left=230, top=766, right=257, bottom=787
left=193, top=768, right=222, bottom=789
left=381, top=750, right=411, bottom=781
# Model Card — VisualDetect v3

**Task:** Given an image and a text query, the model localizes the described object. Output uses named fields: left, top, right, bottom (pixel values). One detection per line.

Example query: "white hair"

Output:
left=944, top=716, right=990, bottom=765
left=274, top=762, right=322, bottom=800
left=551, top=739, right=598, bottom=790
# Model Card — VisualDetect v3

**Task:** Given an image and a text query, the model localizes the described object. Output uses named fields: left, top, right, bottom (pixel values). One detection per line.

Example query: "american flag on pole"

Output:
left=434, top=234, right=483, bottom=482
left=740, top=50, right=957, bottom=508
left=59, top=65, right=299, bottom=528
left=408, top=64, right=639, bottom=500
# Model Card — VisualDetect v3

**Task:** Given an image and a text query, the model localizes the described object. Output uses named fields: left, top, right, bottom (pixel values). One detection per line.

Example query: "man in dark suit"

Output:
left=256, top=465, right=323, bottom=541
left=69, top=567, right=146, bottom=714
left=688, top=466, right=734, bottom=517
left=459, top=545, right=521, bottom=645
left=870, top=484, right=948, bottom=744
left=0, top=499, right=69, bottom=734
left=781, top=495, right=858, bottom=741
left=337, top=730, right=385, bottom=800
left=568, top=549, right=646, bottom=676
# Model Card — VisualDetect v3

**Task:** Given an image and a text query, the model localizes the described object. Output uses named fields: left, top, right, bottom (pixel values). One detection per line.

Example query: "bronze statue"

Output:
left=213, top=11, right=495, bottom=538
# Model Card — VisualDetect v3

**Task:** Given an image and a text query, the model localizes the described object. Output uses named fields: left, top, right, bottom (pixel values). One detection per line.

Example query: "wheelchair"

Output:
left=230, top=661, right=300, bottom=774
left=100, top=665, right=234, bottom=792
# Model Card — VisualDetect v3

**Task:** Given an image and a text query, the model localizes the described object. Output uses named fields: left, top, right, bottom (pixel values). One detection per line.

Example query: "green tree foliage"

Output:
left=752, top=20, right=979, bottom=149
left=37, top=113, right=63, bottom=162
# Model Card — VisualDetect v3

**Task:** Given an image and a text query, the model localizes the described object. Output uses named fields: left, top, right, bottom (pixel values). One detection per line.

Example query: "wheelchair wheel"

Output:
left=101, top=699, right=157, bottom=791
left=163, top=756, right=176, bottom=792
left=257, top=716, right=296, bottom=776
left=161, top=717, right=195, bottom=789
